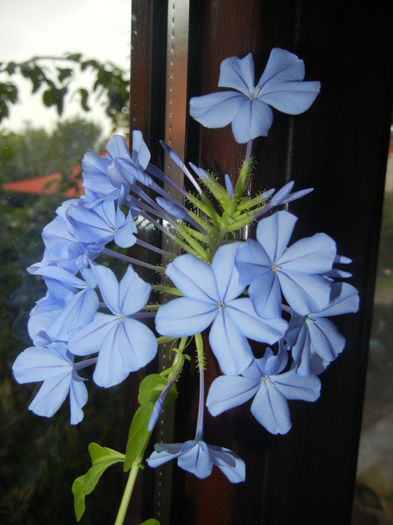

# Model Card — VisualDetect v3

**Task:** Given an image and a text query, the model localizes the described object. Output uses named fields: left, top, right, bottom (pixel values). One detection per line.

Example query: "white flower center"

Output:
left=217, top=300, right=225, bottom=310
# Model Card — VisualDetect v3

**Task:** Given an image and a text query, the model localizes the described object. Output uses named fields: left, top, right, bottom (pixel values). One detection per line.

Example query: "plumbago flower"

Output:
left=207, top=347, right=320, bottom=435
left=12, top=342, right=88, bottom=425
left=190, top=48, right=321, bottom=143
left=11, top=47, right=359, bottom=524
left=155, top=243, right=287, bottom=375
left=69, top=264, right=157, bottom=388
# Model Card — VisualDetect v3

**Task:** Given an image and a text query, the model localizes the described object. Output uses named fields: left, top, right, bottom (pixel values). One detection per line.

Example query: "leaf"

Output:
left=79, top=88, right=90, bottom=111
left=57, top=67, right=73, bottom=82
left=72, top=442, right=125, bottom=522
left=141, top=520, right=160, bottom=525
left=138, top=373, right=178, bottom=405
left=124, top=402, right=153, bottom=471
left=65, top=52, right=82, bottom=62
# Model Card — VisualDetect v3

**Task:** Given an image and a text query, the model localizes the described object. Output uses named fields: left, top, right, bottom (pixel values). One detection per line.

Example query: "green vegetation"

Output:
left=0, top=118, right=128, bottom=524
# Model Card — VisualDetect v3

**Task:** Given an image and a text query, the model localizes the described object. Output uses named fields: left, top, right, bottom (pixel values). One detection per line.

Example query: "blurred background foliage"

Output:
left=0, top=54, right=132, bottom=523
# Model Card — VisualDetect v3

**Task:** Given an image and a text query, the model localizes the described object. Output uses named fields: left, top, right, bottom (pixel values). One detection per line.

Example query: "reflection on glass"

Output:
left=0, top=2, right=131, bottom=523
left=352, top=131, right=393, bottom=524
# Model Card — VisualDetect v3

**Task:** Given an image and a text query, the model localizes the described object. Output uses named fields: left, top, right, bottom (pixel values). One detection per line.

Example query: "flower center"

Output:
left=217, top=300, right=225, bottom=310
left=261, top=375, right=272, bottom=384
left=118, top=313, right=126, bottom=322
left=271, top=262, right=280, bottom=272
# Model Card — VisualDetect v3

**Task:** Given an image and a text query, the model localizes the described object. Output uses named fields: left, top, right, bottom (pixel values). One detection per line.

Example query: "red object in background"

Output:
left=2, top=164, right=83, bottom=197
left=1, top=144, right=120, bottom=197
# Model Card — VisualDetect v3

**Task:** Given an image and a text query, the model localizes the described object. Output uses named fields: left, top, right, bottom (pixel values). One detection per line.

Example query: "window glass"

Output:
left=352, top=129, right=393, bottom=524
left=0, top=2, right=130, bottom=523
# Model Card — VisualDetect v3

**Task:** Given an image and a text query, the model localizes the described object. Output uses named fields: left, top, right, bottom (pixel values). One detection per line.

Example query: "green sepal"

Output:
left=234, top=159, right=253, bottom=197
left=226, top=212, right=256, bottom=232
left=124, top=403, right=154, bottom=471
left=199, top=172, right=230, bottom=209
left=152, top=284, right=183, bottom=297
left=72, top=443, right=125, bottom=522
left=186, top=193, right=218, bottom=220
left=138, top=374, right=178, bottom=405
left=140, top=520, right=160, bottom=525
left=156, top=335, right=177, bottom=345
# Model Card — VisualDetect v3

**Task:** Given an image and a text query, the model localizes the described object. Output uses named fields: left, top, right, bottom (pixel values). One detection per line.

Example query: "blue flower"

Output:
left=236, top=210, right=336, bottom=318
left=207, top=348, right=320, bottom=435
left=285, top=282, right=359, bottom=375
left=67, top=197, right=137, bottom=249
left=27, top=265, right=99, bottom=342
left=68, top=264, right=157, bottom=388
left=155, top=243, right=287, bottom=376
left=12, top=342, right=88, bottom=425
left=147, top=440, right=245, bottom=483
left=190, top=48, right=320, bottom=143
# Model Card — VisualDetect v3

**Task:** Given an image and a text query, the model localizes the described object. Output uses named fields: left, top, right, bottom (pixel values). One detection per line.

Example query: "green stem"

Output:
left=114, top=440, right=149, bottom=525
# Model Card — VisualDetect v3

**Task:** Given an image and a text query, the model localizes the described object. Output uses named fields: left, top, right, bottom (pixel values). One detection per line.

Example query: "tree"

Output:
left=0, top=53, right=129, bottom=130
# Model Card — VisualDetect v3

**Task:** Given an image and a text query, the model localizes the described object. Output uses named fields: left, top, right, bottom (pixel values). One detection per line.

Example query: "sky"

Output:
left=0, top=0, right=131, bottom=136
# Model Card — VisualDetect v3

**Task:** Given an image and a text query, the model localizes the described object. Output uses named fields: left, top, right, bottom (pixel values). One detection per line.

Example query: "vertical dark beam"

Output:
left=129, top=2, right=168, bottom=524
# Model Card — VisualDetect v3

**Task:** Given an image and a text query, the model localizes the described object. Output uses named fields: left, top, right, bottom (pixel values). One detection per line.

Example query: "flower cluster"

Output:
left=12, top=48, right=358, bottom=519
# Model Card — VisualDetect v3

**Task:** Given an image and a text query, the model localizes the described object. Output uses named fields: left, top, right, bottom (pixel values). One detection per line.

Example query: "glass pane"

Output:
left=0, top=2, right=130, bottom=523
left=352, top=128, right=393, bottom=524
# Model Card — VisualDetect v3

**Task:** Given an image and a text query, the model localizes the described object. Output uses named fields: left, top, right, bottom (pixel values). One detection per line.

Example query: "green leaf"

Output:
left=72, top=443, right=125, bottom=522
left=138, top=374, right=178, bottom=405
left=124, top=402, right=153, bottom=471
left=57, top=67, right=73, bottom=82
left=141, top=520, right=160, bottom=525
left=79, top=88, right=90, bottom=111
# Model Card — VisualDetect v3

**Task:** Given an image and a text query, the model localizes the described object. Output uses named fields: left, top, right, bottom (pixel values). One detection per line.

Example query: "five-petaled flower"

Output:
left=155, top=243, right=287, bottom=376
left=190, top=48, right=321, bottom=143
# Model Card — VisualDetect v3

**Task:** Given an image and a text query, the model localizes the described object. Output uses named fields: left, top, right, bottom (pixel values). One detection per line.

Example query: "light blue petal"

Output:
left=47, top=288, right=99, bottom=341
left=206, top=375, right=259, bottom=416
left=92, top=264, right=120, bottom=314
left=277, top=271, right=331, bottom=315
left=114, top=218, right=137, bottom=248
left=177, top=441, right=213, bottom=479
left=271, top=369, right=321, bottom=401
left=208, top=445, right=246, bottom=483
left=260, top=80, right=321, bottom=114
left=155, top=298, right=217, bottom=337
left=248, top=272, right=282, bottom=319
left=93, top=321, right=129, bottom=387
left=119, top=265, right=151, bottom=316
left=256, top=48, right=305, bottom=89
left=147, top=444, right=182, bottom=468
left=218, top=53, right=255, bottom=96
left=120, top=318, right=157, bottom=371
left=68, top=312, right=118, bottom=356
left=69, top=379, right=88, bottom=425
left=156, top=197, right=186, bottom=219
left=235, top=239, right=271, bottom=286
left=251, top=382, right=292, bottom=434
left=308, top=317, right=345, bottom=363
left=166, top=254, right=218, bottom=302
left=209, top=310, right=254, bottom=375
left=106, top=134, right=130, bottom=159
left=256, top=210, right=298, bottom=263
left=211, top=243, right=244, bottom=301
left=29, top=373, right=72, bottom=418
left=231, top=99, right=273, bottom=143
left=13, top=345, right=72, bottom=383
left=189, top=91, right=245, bottom=128
left=279, top=233, right=336, bottom=273
left=28, top=310, right=60, bottom=345
left=290, top=324, right=311, bottom=375
left=312, top=282, right=359, bottom=318
left=227, top=298, right=287, bottom=345
left=256, top=347, right=288, bottom=376
left=132, top=130, right=150, bottom=169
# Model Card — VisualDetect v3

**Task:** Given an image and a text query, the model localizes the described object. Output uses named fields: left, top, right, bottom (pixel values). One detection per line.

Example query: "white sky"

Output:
left=0, top=0, right=131, bottom=136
